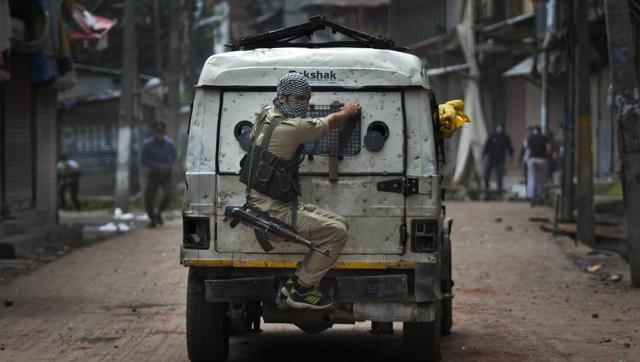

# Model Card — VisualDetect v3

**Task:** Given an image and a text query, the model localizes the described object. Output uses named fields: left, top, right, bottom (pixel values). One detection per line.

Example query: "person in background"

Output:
left=520, top=126, right=534, bottom=183
left=141, top=121, right=176, bottom=228
left=57, top=154, right=82, bottom=211
left=526, top=126, right=551, bottom=206
left=482, top=123, right=513, bottom=197
left=547, top=130, right=561, bottom=182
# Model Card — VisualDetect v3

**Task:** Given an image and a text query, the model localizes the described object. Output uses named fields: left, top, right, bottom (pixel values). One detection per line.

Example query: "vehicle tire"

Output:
left=440, top=294, right=453, bottom=336
left=440, top=228, right=453, bottom=335
left=186, top=268, right=230, bottom=362
left=403, top=304, right=441, bottom=362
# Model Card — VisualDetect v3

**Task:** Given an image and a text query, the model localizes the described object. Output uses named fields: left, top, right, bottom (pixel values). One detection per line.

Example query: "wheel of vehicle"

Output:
left=402, top=304, right=441, bottom=362
left=440, top=289, right=453, bottom=336
left=440, top=229, right=453, bottom=335
left=186, top=268, right=230, bottom=362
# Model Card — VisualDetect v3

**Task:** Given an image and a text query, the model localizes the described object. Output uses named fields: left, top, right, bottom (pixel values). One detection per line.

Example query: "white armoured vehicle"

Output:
left=181, top=17, right=454, bottom=362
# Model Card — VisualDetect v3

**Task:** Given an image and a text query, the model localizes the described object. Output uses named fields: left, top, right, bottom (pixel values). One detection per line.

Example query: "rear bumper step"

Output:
left=205, top=274, right=411, bottom=303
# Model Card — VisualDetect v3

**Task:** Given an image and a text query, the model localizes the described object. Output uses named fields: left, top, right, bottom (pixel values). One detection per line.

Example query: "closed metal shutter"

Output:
left=3, top=55, right=34, bottom=210
left=58, top=99, right=119, bottom=196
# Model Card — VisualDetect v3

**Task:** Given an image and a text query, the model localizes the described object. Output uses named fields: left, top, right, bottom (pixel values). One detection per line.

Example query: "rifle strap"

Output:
left=291, top=195, right=298, bottom=229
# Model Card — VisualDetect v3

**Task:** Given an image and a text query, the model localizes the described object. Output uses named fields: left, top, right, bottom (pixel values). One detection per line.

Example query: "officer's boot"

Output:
left=286, top=281, right=334, bottom=310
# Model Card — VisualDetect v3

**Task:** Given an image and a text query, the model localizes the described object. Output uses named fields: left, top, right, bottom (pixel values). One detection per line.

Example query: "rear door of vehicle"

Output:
left=216, top=90, right=405, bottom=255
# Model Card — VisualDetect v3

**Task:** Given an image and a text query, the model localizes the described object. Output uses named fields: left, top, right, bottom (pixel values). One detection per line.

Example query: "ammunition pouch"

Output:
left=239, top=144, right=300, bottom=202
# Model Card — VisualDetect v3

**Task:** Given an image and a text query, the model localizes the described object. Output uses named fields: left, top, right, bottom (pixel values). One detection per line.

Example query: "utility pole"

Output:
left=153, top=0, right=163, bottom=76
left=114, top=0, right=137, bottom=212
left=167, top=0, right=181, bottom=145
left=539, top=0, right=557, bottom=134
left=574, top=0, right=595, bottom=246
left=604, top=0, right=640, bottom=287
left=560, top=1, right=575, bottom=221
left=152, top=0, right=165, bottom=125
left=184, top=0, right=197, bottom=101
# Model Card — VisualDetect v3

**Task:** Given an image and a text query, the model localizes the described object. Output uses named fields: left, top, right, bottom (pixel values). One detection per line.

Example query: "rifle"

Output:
left=223, top=206, right=330, bottom=257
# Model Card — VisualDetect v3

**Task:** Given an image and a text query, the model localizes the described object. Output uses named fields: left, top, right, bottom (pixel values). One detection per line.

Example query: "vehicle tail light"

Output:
left=410, top=219, right=438, bottom=252
left=183, top=216, right=211, bottom=250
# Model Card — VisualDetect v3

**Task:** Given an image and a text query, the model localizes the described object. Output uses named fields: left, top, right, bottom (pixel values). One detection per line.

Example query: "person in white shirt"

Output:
left=57, top=154, right=82, bottom=210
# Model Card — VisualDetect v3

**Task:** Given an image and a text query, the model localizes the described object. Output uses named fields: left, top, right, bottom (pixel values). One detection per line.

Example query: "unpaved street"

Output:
left=0, top=202, right=638, bottom=361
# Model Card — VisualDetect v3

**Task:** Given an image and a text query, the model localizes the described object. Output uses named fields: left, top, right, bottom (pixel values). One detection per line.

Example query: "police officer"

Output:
left=240, top=73, right=360, bottom=310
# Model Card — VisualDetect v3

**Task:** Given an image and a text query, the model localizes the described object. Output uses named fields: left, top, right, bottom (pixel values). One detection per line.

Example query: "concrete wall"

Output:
left=35, top=87, right=59, bottom=225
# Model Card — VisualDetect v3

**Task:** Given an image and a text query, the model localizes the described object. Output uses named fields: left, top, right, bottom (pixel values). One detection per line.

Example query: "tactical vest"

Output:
left=239, top=107, right=304, bottom=203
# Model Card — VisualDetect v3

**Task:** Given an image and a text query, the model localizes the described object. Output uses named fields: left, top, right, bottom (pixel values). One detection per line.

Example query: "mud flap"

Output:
left=414, top=262, right=441, bottom=303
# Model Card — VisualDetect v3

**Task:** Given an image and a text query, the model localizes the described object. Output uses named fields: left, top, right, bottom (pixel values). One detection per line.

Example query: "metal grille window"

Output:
left=305, top=102, right=361, bottom=156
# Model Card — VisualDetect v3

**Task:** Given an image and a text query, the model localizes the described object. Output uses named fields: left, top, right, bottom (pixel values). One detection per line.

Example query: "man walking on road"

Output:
left=526, top=126, right=550, bottom=206
left=482, top=124, right=513, bottom=197
left=141, top=121, right=176, bottom=228
left=240, top=73, right=360, bottom=310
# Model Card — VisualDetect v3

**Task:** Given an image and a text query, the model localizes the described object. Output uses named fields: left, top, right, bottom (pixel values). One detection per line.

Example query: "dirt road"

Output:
left=0, top=202, right=638, bottom=361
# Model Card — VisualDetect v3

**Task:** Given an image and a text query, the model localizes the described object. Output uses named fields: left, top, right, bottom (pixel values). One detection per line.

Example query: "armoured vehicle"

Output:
left=181, top=17, right=454, bottom=362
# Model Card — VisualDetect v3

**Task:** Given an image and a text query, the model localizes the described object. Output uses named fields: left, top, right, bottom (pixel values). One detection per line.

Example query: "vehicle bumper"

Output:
left=203, top=271, right=439, bottom=323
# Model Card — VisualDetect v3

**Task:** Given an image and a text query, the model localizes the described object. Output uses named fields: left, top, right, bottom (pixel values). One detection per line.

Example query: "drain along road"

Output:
left=0, top=202, right=638, bottom=361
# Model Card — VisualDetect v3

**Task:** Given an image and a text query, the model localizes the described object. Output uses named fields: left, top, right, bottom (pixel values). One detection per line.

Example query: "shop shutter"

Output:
left=3, top=56, right=34, bottom=210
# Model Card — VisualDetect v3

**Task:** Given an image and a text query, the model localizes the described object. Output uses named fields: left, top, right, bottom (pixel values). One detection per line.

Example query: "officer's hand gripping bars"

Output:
left=223, top=206, right=330, bottom=257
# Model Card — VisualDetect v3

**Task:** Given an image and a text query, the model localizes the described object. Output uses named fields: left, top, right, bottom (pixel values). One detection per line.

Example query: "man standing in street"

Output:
left=141, top=121, right=176, bottom=228
left=526, top=126, right=550, bottom=206
left=482, top=124, right=513, bottom=197
left=57, top=154, right=82, bottom=211
left=520, top=126, right=534, bottom=183
left=240, top=73, right=360, bottom=310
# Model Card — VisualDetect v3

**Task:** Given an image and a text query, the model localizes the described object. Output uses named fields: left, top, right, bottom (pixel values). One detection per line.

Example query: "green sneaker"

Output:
left=286, top=283, right=334, bottom=310
left=280, top=277, right=296, bottom=298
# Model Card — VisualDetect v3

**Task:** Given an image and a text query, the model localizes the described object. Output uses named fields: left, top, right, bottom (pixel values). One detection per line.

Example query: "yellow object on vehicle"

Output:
left=437, top=99, right=470, bottom=138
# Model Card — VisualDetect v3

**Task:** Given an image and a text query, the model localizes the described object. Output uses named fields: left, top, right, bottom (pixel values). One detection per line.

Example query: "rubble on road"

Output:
left=587, top=262, right=605, bottom=273
left=97, top=222, right=132, bottom=233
